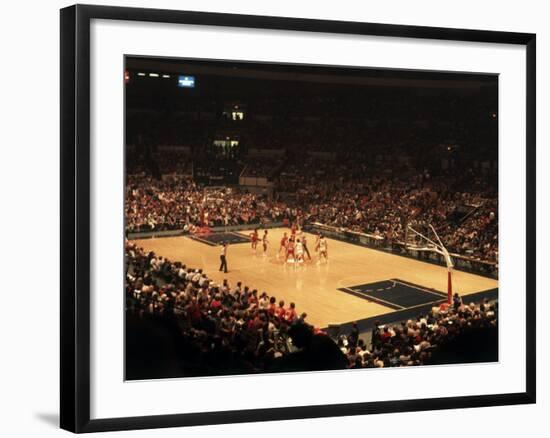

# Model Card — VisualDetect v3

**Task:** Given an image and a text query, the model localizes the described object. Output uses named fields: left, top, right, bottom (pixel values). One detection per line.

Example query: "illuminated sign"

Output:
left=178, top=76, right=195, bottom=88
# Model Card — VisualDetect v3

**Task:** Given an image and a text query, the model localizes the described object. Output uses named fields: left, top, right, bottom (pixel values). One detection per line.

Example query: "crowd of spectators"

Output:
left=276, top=157, right=498, bottom=263
left=125, top=240, right=338, bottom=377
left=126, top=111, right=214, bottom=148
left=125, top=155, right=498, bottom=263
left=241, top=156, right=284, bottom=178
left=337, top=296, right=498, bottom=368
left=152, top=150, right=193, bottom=175
left=125, top=240, right=498, bottom=377
left=125, top=87, right=498, bottom=264
left=125, top=175, right=288, bottom=232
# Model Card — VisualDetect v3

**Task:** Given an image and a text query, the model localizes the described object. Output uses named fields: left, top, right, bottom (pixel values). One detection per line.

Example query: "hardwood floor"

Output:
left=133, top=228, right=498, bottom=328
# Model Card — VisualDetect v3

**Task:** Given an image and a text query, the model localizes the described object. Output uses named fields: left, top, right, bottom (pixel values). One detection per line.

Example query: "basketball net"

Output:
left=406, top=224, right=454, bottom=304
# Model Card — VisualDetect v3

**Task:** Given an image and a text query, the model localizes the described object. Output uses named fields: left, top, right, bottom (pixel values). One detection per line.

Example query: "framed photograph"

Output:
left=60, top=4, right=536, bottom=433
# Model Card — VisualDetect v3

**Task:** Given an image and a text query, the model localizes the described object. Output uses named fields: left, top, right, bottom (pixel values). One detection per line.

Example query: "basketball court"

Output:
left=132, top=227, right=498, bottom=328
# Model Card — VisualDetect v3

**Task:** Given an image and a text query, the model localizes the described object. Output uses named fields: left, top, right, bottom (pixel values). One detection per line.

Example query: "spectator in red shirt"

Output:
left=210, top=294, right=222, bottom=312
left=267, top=297, right=277, bottom=316
left=276, top=300, right=286, bottom=319
left=285, top=302, right=297, bottom=323
left=380, top=326, right=392, bottom=343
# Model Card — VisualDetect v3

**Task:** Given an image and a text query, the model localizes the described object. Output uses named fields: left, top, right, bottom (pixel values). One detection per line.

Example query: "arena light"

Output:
left=149, top=73, right=160, bottom=77
left=137, top=72, right=146, bottom=76
left=162, top=74, right=170, bottom=78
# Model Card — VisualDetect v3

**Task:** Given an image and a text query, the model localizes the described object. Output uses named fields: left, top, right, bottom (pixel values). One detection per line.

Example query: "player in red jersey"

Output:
left=286, top=237, right=295, bottom=263
left=250, top=229, right=259, bottom=252
left=278, top=232, right=288, bottom=259
left=290, top=222, right=297, bottom=238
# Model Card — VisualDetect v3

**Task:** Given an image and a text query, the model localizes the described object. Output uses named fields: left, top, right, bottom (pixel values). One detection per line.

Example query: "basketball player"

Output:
left=250, top=229, right=259, bottom=252
left=290, top=222, right=297, bottom=239
left=286, top=237, right=295, bottom=263
left=295, top=238, right=304, bottom=263
left=278, top=232, right=288, bottom=259
left=262, top=230, right=269, bottom=255
left=302, top=233, right=311, bottom=260
left=314, top=232, right=321, bottom=250
left=317, top=234, right=328, bottom=262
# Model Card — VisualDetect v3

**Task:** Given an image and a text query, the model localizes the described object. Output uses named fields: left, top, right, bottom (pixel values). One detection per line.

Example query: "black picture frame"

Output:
left=60, top=4, right=536, bottom=433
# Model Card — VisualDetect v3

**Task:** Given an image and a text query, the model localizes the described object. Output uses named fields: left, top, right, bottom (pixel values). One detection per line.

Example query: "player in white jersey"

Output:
left=316, top=234, right=328, bottom=262
left=314, top=232, right=321, bottom=249
left=262, top=230, right=269, bottom=256
left=295, top=238, right=304, bottom=263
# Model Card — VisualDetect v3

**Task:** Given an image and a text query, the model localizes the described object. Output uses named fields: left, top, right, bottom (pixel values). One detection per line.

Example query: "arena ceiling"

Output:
left=126, top=56, right=496, bottom=91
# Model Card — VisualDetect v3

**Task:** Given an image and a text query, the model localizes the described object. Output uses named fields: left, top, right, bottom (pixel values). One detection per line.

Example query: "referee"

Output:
left=219, top=242, right=228, bottom=273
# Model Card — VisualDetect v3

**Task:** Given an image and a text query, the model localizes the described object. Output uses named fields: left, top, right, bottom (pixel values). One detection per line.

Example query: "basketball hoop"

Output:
left=406, top=224, right=454, bottom=304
